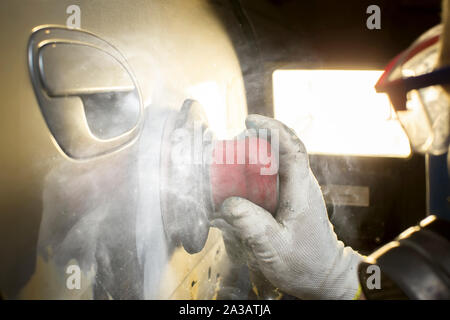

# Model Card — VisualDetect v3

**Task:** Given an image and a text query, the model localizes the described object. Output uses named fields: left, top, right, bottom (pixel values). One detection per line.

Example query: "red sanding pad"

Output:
left=210, top=137, right=278, bottom=214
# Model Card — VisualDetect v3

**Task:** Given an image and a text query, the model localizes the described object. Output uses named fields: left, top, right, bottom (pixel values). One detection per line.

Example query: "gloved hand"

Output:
left=212, top=114, right=363, bottom=300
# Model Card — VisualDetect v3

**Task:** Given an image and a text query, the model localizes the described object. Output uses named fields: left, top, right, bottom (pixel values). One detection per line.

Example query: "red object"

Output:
left=374, top=34, right=440, bottom=111
left=210, top=137, right=278, bottom=214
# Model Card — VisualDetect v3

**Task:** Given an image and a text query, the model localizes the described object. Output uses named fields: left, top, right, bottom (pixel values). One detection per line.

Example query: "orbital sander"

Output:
left=160, top=100, right=278, bottom=254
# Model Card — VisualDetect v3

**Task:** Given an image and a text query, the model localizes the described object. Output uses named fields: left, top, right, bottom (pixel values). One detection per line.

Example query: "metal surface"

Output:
left=359, top=216, right=450, bottom=299
left=28, top=26, right=143, bottom=159
left=0, top=0, right=248, bottom=299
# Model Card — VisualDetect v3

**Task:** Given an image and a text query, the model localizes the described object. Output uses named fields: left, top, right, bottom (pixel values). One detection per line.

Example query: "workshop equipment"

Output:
left=161, top=100, right=278, bottom=253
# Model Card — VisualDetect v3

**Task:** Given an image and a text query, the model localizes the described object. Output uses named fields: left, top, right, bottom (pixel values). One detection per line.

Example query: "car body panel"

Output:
left=0, top=0, right=247, bottom=299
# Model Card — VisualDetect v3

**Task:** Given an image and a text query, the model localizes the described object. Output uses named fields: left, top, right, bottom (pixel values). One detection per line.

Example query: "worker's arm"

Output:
left=212, top=114, right=363, bottom=300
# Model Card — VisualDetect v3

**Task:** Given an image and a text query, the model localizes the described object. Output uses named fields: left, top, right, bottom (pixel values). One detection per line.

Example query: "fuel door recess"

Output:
left=28, top=25, right=143, bottom=159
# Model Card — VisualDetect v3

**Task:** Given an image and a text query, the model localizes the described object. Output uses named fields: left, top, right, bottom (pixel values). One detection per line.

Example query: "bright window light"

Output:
left=273, top=69, right=411, bottom=157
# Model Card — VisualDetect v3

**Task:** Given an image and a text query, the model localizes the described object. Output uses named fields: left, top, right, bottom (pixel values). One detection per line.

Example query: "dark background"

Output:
left=236, top=0, right=442, bottom=116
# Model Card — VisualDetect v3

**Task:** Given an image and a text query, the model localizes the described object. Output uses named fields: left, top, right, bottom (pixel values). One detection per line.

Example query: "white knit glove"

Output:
left=212, top=115, right=362, bottom=300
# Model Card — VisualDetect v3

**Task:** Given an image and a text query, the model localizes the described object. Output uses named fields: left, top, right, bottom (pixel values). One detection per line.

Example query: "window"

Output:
left=273, top=70, right=411, bottom=157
